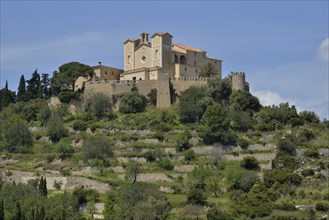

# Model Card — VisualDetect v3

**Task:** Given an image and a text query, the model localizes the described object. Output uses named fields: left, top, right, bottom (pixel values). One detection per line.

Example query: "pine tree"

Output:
left=1, top=81, right=11, bottom=110
left=0, top=200, right=4, bottom=220
left=17, top=75, right=27, bottom=102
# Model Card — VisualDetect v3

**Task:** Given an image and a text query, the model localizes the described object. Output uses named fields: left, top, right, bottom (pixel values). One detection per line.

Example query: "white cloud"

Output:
left=316, top=38, right=329, bottom=63
left=251, top=89, right=291, bottom=106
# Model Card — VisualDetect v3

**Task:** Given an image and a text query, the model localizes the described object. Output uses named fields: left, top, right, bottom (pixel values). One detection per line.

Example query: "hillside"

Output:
left=0, top=82, right=328, bottom=220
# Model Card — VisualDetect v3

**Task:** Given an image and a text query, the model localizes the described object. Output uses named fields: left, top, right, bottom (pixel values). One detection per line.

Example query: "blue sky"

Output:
left=1, top=1, right=328, bottom=119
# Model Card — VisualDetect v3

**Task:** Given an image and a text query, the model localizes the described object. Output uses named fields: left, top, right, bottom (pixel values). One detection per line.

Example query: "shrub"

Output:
left=315, top=202, right=329, bottom=211
left=58, top=91, right=79, bottom=103
left=178, top=86, right=212, bottom=123
left=46, top=116, right=68, bottom=143
left=301, top=168, right=314, bottom=177
left=264, top=169, right=302, bottom=187
left=238, top=138, right=250, bottom=149
left=85, top=93, right=112, bottom=118
left=58, top=144, right=74, bottom=160
left=119, top=92, right=146, bottom=114
left=273, top=200, right=296, bottom=211
left=277, top=138, right=296, bottom=156
left=72, top=120, right=88, bottom=131
left=207, top=207, right=233, bottom=220
left=143, top=151, right=156, bottom=162
left=240, top=156, right=260, bottom=170
left=159, top=158, right=174, bottom=170
left=304, top=148, right=319, bottom=158
left=187, top=188, right=207, bottom=205
left=83, top=136, right=113, bottom=161
left=184, top=149, right=196, bottom=161
left=175, top=131, right=192, bottom=152
left=53, top=180, right=63, bottom=190
left=2, top=117, right=33, bottom=153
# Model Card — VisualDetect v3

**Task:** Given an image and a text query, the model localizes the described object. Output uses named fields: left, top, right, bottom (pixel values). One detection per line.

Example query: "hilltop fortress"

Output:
left=77, top=32, right=249, bottom=108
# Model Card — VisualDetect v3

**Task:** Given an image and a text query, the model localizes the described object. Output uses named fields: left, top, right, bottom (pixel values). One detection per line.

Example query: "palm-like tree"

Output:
left=199, top=63, right=218, bottom=77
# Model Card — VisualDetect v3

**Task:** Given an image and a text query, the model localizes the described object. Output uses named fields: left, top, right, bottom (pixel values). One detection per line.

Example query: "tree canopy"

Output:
left=50, top=62, right=94, bottom=95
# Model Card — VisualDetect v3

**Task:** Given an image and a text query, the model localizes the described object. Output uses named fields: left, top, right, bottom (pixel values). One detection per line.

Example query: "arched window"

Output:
left=127, top=55, right=131, bottom=64
left=180, top=55, right=187, bottom=64
left=174, top=54, right=179, bottom=63
left=155, top=49, right=159, bottom=59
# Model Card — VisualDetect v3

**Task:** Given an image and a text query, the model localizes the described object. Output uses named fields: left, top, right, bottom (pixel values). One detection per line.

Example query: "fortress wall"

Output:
left=84, top=80, right=158, bottom=99
left=171, top=78, right=208, bottom=95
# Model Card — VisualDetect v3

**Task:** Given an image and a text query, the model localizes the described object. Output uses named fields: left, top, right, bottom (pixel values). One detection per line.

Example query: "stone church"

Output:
left=122, top=32, right=222, bottom=80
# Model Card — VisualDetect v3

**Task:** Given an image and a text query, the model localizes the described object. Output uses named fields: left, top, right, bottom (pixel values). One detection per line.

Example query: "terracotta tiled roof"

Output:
left=173, top=43, right=205, bottom=53
left=205, top=56, right=222, bottom=61
left=172, top=46, right=187, bottom=54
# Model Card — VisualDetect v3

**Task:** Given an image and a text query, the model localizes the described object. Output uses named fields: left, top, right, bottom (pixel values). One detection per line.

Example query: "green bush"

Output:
left=187, top=188, right=207, bottom=205
left=240, top=156, right=260, bottom=170
left=273, top=200, right=296, bottom=211
left=57, top=144, right=74, bottom=160
left=315, top=202, right=329, bottom=211
left=143, top=151, right=156, bottom=162
left=46, top=116, right=68, bottom=143
left=184, top=149, right=196, bottom=161
left=304, top=148, right=319, bottom=158
left=85, top=93, right=112, bottom=118
left=158, top=158, right=174, bottom=170
left=238, top=138, right=250, bottom=149
left=83, top=136, right=113, bottom=161
left=301, top=168, right=314, bottom=177
left=264, top=169, right=302, bottom=187
left=119, top=92, right=146, bottom=114
left=58, top=91, right=80, bottom=103
left=72, top=120, right=88, bottom=131
left=2, top=117, right=33, bottom=153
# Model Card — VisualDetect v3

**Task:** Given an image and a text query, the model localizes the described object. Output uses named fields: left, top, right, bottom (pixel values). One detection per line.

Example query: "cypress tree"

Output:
left=14, top=202, right=21, bottom=220
left=1, top=81, right=11, bottom=110
left=26, top=69, right=41, bottom=100
left=0, top=200, right=4, bottom=220
left=39, top=176, right=47, bottom=197
left=41, top=73, right=51, bottom=98
left=17, top=75, right=27, bottom=102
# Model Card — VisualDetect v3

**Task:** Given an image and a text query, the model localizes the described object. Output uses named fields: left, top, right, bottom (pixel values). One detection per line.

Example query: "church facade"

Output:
left=121, top=32, right=222, bottom=81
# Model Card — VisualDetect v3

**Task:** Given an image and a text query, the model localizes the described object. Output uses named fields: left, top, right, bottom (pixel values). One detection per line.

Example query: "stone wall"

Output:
left=84, top=78, right=209, bottom=108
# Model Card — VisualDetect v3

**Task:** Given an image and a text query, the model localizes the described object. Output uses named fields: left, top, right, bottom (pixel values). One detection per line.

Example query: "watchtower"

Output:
left=231, top=72, right=247, bottom=92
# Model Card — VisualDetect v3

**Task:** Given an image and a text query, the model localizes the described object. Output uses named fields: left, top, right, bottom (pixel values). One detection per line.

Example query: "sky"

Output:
left=1, top=0, right=328, bottom=119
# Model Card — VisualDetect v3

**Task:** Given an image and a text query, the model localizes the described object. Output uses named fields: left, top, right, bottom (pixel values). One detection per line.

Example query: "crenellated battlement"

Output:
left=230, top=71, right=246, bottom=76
left=170, top=77, right=210, bottom=82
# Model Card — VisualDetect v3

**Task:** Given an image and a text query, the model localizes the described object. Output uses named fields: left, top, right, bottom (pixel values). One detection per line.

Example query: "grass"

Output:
left=166, top=194, right=187, bottom=207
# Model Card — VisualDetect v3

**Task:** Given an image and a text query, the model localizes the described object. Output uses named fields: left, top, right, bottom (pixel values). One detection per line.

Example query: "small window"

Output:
left=155, top=49, right=159, bottom=59
left=112, top=72, right=114, bottom=75
left=139, top=78, right=142, bottom=80
left=141, top=56, right=146, bottom=63
left=175, top=54, right=179, bottom=63
left=128, top=55, right=131, bottom=64
left=215, top=61, right=217, bottom=64
left=185, top=67, right=187, bottom=71
left=105, top=71, right=107, bottom=75
left=194, top=52, right=196, bottom=56
left=195, top=69, right=198, bottom=73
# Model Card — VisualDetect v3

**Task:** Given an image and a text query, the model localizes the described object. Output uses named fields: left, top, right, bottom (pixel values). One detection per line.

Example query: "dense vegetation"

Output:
left=0, top=62, right=328, bottom=220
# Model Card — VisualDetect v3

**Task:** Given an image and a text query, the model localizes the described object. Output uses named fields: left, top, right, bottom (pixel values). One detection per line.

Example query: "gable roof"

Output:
left=151, top=32, right=173, bottom=38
